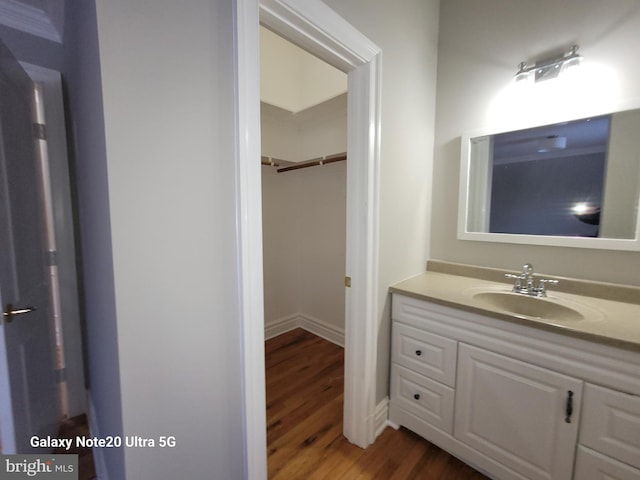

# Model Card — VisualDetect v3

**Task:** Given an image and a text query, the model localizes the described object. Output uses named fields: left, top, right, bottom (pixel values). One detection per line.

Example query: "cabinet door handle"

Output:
left=565, top=390, right=574, bottom=423
left=413, top=394, right=420, bottom=400
left=415, top=350, right=422, bottom=356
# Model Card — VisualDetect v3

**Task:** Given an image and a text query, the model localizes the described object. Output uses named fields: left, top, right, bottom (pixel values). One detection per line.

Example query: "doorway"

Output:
left=235, top=1, right=383, bottom=476
left=260, top=30, right=348, bottom=469
left=260, top=25, right=348, bottom=344
left=0, top=40, right=85, bottom=454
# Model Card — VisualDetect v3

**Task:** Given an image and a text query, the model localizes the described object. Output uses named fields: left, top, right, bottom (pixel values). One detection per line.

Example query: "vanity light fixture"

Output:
left=514, top=45, right=583, bottom=83
left=537, top=135, right=567, bottom=153
left=572, top=202, right=601, bottom=226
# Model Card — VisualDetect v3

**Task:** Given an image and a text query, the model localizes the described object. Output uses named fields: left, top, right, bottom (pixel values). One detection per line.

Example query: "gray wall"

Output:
left=432, top=0, right=640, bottom=285
left=63, top=0, right=124, bottom=478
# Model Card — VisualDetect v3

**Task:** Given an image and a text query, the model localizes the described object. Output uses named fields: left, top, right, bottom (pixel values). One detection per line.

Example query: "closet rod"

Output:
left=277, top=152, right=347, bottom=173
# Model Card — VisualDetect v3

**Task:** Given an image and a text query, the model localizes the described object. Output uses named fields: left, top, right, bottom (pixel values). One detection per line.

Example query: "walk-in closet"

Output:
left=260, top=26, right=348, bottom=345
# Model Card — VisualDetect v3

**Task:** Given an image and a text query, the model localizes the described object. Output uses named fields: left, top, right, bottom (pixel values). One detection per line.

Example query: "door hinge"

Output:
left=345, top=276, right=351, bottom=288
left=33, top=122, right=47, bottom=140
left=45, top=250, right=58, bottom=266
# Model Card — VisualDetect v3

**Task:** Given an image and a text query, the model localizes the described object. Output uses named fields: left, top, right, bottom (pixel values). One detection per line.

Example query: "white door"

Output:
left=454, top=343, right=582, bottom=480
left=0, top=40, right=59, bottom=453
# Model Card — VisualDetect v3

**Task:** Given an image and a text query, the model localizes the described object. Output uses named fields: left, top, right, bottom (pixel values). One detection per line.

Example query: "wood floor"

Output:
left=55, top=414, right=96, bottom=480
left=266, top=329, right=490, bottom=480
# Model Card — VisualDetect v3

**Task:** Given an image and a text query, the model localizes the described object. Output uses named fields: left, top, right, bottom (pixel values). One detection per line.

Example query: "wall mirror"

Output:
left=458, top=107, right=640, bottom=250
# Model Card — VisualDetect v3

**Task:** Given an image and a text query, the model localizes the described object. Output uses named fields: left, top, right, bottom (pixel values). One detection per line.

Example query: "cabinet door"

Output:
left=454, top=344, right=582, bottom=480
left=580, top=383, right=640, bottom=470
left=574, top=446, right=640, bottom=480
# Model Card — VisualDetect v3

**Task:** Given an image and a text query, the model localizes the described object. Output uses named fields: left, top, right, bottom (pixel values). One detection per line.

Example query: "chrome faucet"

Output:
left=505, top=263, right=558, bottom=297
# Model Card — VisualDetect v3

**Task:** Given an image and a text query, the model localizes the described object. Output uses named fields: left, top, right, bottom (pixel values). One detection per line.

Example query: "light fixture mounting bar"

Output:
left=515, top=45, right=582, bottom=83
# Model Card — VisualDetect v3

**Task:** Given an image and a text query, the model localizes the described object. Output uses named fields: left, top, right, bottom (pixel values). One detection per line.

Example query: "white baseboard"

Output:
left=264, top=314, right=301, bottom=340
left=265, top=313, right=345, bottom=347
left=374, top=397, right=391, bottom=438
left=86, top=392, right=108, bottom=480
left=299, top=314, right=344, bottom=347
left=387, top=419, right=400, bottom=430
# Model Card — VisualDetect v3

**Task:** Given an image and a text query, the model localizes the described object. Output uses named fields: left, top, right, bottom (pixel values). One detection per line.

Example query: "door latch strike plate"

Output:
left=345, top=276, right=351, bottom=288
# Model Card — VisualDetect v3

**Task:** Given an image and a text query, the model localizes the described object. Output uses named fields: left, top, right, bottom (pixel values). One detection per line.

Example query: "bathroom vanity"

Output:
left=389, top=263, right=640, bottom=480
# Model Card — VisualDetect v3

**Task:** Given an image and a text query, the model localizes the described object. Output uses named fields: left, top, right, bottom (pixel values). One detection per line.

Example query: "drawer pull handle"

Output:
left=415, top=350, right=422, bottom=356
left=413, top=394, right=420, bottom=400
left=565, top=390, right=574, bottom=423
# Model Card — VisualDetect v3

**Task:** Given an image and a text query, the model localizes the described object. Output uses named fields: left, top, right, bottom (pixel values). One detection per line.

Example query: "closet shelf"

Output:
left=261, top=152, right=347, bottom=173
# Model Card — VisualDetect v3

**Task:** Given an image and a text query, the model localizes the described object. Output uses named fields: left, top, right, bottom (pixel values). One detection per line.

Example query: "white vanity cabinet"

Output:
left=389, top=293, right=640, bottom=480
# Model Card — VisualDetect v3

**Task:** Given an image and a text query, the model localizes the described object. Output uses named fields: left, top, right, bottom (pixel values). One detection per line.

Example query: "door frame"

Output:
left=234, top=0, right=382, bottom=477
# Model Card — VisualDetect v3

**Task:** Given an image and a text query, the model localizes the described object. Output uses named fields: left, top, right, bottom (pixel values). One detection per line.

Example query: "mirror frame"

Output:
left=458, top=105, right=640, bottom=251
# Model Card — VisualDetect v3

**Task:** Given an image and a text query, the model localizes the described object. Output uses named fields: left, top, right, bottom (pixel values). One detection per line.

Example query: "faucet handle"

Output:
left=505, top=273, right=524, bottom=284
left=537, top=278, right=559, bottom=296
left=505, top=273, right=525, bottom=292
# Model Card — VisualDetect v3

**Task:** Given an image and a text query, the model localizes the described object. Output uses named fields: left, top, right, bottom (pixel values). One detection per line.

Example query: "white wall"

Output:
left=261, top=103, right=299, bottom=161
left=261, top=165, right=301, bottom=323
left=261, top=96, right=347, bottom=337
left=295, top=95, right=348, bottom=160
left=72, top=0, right=247, bottom=478
left=296, top=162, right=346, bottom=330
left=432, top=0, right=640, bottom=285
left=321, top=0, right=441, bottom=403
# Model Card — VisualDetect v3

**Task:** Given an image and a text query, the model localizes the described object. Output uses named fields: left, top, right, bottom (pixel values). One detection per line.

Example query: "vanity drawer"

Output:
left=580, top=383, right=640, bottom=470
left=390, top=364, right=455, bottom=434
left=392, top=322, right=457, bottom=387
left=574, top=446, right=640, bottom=480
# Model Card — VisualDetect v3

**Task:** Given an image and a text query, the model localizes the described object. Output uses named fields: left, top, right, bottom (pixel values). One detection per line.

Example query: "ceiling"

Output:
left=493, top=115, right=610, bottom=165
left=260, top=26, right=347, bottom=113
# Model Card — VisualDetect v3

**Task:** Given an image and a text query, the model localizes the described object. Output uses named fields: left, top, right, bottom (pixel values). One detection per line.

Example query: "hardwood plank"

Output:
left=54, top=415, right=96, bottom=480
left=266, top=329, right=490, bottom=480
left=387, top=436, right=431, bottom=480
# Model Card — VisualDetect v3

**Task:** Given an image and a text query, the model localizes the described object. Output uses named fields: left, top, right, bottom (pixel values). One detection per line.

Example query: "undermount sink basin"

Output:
left=471, top=291, right=585, bottom=321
